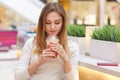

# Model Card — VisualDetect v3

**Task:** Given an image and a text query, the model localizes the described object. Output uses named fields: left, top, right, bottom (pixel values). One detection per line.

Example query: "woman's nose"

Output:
left=51, top=24, right=55, bottom=29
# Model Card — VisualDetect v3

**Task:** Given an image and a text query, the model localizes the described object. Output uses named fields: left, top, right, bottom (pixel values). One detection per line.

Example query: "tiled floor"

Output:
left=0, top=49, right=18, bottom=80
left=0, top=60, right=18, bottom=80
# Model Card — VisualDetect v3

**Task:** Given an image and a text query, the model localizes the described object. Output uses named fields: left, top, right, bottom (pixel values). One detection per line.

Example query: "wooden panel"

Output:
left=78, top=66, right=120, bottom=80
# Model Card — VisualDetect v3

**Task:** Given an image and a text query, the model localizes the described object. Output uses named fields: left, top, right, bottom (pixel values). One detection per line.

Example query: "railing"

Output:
left=29, top=0, right=45, bottom=8
left=0, top=0, right=43, bottom=23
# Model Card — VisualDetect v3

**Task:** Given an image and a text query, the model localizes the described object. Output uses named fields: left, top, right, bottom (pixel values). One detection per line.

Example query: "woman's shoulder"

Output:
left=26, top=37, right=35, bottom=43
left=24, top=37, right=35, bottom=46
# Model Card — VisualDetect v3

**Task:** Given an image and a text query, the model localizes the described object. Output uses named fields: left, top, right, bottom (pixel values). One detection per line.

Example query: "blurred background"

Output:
left=0, top=0, right=120, bottom=80
left=0, top=0, right=120, bottom=29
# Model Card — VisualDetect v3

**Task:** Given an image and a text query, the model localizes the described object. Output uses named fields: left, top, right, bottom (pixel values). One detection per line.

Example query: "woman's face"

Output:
left=44, top=11, right=62, bottom=36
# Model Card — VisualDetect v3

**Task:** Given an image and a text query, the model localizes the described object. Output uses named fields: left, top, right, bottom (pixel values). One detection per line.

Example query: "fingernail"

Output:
left=50, top=48, right=52, bottom=51
left=47, top=44, right=50, bottom=48
left=54, top=52, right=58, bottom=57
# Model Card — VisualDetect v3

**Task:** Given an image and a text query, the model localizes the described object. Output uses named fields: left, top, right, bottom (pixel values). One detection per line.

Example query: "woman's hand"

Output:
left=28, top=48, right=56, bottom=76
left=37, top=48, right=57, bottom=63
left=40, top=43, right=72, bottom=74
left=49, top=43, right=69, bottom=62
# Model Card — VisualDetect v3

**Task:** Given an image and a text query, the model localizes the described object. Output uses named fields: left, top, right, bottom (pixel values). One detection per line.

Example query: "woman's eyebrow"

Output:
left=45, top=19, right=50, bottom=21
left=55, top=19, right=62, bottom=21
left=45, top=19, right=62, bottom=21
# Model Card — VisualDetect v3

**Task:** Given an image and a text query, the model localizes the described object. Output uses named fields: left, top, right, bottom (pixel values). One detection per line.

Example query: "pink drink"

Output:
left=46, top=36, right=59, bottom=58
left=46, top=36, right=59, bottom=47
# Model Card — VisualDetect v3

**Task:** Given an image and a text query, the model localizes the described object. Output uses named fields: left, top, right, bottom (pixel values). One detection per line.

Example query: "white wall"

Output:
left=0, top=0, right=45, bottom=24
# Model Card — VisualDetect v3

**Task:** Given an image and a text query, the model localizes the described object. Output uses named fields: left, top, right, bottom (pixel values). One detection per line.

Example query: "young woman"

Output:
left=15, top=2, right=79, bottom=80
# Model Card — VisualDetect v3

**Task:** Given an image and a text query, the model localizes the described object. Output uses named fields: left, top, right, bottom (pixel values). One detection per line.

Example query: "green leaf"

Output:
left=67, top=24, right=86, bottom=37
left=91, top=25, right=120, bottom=42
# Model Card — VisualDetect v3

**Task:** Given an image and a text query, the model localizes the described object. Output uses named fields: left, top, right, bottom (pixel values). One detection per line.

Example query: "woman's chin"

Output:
left=49, top=34, right=57, bottom=36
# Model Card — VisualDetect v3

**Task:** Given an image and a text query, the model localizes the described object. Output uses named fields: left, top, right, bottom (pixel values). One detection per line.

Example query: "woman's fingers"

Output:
left=42, top=49, right=57, bottom=59
left=49, top=43, right=69, bottom=61
left=40, top=42, right=67, bottom=61
left=42, top=52, right=56, bottom=57
left=50, top=46, right=62, bottom=54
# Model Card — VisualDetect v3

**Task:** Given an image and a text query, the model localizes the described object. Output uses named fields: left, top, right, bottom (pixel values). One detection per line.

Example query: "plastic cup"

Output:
left=46, top=36, right=59, bottom=47
left=46, top=36, right=59, bottom=58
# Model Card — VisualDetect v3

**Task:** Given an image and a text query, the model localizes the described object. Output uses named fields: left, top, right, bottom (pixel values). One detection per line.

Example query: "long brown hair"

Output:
left=34, top=2, right=70, bottom=56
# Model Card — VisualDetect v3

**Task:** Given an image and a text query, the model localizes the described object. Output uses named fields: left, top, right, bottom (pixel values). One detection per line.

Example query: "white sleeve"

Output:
left=14, top=38, right=34, bottom=80
left=64, top=41, right=79, bottom=80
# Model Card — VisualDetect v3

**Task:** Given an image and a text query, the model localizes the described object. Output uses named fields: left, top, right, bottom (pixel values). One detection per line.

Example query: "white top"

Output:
left=14, top=37, right=79, bottom=80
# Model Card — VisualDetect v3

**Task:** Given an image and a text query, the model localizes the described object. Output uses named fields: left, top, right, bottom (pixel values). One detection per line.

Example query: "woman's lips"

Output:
left=50, top=30, right=56, bottom=32
left=50, top=31, right=56, bottom=34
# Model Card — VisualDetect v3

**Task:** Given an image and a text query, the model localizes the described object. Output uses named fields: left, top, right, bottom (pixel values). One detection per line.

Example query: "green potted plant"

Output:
left=91, top=25, right=120, bottom=42
left=67, top=24, right=87, bottom=55
left=67, top=24, right=85, bottom=37
left=90, top=25, right=120, bottom=63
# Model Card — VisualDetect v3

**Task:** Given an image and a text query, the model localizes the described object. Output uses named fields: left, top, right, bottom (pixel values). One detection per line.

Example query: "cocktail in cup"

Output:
left=46, top=36, right=59, bottom=58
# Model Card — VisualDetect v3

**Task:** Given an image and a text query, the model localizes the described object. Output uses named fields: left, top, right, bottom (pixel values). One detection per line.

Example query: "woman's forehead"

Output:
left=45, top=11, right=62, bottom=20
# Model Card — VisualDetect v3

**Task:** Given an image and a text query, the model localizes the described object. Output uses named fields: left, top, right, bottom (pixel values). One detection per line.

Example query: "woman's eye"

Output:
left=55, top=22, right=60, bottom=25
left=45, top=22, right=50, bottom=24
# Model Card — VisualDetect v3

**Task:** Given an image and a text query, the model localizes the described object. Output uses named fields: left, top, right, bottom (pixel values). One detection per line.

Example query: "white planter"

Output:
left=68, top=36, right=89, bottom=55
left=90, top=39, right=120, bottom=63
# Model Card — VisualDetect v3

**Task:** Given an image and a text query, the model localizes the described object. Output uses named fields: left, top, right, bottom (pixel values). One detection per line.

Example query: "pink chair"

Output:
left=0, top=30, right=18, bottom=48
